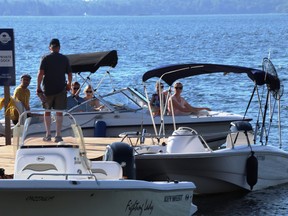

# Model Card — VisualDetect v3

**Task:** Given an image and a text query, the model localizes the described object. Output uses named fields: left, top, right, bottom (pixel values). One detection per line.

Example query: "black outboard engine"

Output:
left=104, top=142, right=136, bottom=179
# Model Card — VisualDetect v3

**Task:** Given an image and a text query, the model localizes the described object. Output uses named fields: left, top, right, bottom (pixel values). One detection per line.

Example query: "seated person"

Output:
left=12, top=74, right=32, bottom=125
left=66, top=81, right=85, bottom=110
left=149, top=82, right=167, bottom=116
left=168, top=82, right=211, bottom=115
left=83, top=84, right=102, bottom=110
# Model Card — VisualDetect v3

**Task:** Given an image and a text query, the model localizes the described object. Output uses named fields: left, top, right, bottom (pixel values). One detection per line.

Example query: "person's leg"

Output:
left=54, top=90, right=67, bottom=142
left=55, top=112, right=63, bottom=138
left=43, top=111, right=52, bottom=140
left=42, top=95, right=53, bottom=141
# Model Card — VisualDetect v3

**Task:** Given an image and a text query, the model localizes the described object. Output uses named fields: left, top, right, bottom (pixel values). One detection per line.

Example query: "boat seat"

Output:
left=226, top=121, right=254, bottom=148
left=91, top=161, right=123, bottom=180
left=226, top=132, right=254, bottom=148
left=14, top=146, right=88, bottom=179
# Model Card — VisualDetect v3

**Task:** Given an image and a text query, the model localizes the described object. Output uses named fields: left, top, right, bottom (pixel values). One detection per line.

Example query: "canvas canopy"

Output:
left=142, top=63, right=279, bottom=91
left=66, top=50, right=118, bottom=73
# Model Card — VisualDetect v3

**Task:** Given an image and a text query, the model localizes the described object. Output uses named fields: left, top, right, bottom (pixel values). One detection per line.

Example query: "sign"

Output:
left=0, top=29, right=15, bottom=86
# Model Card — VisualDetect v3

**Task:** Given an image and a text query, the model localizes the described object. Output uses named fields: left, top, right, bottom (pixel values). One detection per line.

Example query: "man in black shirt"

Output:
left=37, top=38, right=72, bottom=143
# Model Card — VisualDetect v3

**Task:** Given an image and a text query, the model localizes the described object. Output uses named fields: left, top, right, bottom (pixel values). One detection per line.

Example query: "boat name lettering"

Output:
left=25, top=196, right=55, bottom=202
left=164, top=194, right=183, bottom=202
left=125, top=199, right=154, bottom=215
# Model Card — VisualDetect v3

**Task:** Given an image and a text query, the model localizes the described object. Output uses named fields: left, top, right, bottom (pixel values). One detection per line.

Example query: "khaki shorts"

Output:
left=44, top=90, right=67, bottom=110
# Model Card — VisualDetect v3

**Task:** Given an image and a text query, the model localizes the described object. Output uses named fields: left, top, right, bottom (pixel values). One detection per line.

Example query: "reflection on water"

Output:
left=194, top=183, right=288, bottom=215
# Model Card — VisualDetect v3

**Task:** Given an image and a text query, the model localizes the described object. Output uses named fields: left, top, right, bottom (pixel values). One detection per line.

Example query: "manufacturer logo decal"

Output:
left=37, top=156, right=45, bottom=162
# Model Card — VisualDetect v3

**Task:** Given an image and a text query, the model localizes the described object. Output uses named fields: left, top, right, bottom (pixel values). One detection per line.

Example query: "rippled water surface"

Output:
left=1, top=14, right=288, bottom=215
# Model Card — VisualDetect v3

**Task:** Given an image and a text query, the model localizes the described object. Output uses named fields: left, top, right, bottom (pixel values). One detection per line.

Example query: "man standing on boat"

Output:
left=37, top=38, right=72, bottom=143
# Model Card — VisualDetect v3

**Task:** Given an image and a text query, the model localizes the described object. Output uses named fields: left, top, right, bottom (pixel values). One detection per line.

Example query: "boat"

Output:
left=0, top=110, right=197, bottom=216
left=65, top=51, right=249, bottom=148
left=132, top=58, right=288, bottom=195
left=0, top=50, right=247, bottom=149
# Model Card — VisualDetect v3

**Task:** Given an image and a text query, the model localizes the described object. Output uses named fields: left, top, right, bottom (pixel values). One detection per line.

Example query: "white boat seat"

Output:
left=14, top=146, right=89, bottom=180
left=91, top=161, right=123, bottom=180
left=226, top=131, right=254, bottom=148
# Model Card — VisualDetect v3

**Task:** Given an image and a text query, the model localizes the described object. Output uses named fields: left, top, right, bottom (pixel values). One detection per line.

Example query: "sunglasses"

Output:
left=86, top=91, right=92, bottom=93
left=73, top=87, right=79, bottom=90
left=175, top=86, right=183, bottom=90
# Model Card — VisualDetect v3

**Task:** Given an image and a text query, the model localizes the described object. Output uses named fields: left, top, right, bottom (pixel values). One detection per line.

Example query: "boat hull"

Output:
left=0, top=180, right=196, bottom=216
left=135, top=145, right=288, bottom=194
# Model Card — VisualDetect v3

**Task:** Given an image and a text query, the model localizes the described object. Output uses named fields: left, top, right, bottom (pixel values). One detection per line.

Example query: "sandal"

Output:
left=54, top=136, right=63, bottom=143
left=43, top=135, right=52, bottom=141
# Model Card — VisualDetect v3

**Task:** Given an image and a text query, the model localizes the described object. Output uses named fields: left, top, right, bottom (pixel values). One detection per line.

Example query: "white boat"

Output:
left=0, top=51, right=247, bottom=149
left=67, top=51, right=249, bottom=148
left=132, top=58, right=288, bottom=195
left=0, top=110, right=197, bottom=216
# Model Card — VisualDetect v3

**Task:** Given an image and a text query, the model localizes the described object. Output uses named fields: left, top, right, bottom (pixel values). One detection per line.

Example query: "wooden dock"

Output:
left=0, top=137, right=124, bottom=175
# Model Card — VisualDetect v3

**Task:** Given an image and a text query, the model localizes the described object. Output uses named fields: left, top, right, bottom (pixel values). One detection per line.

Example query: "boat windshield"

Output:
left=68, top=88, right=148, bottom=113
left=102, top=88, right=148, bottom=111
left=68, top=97, right=107, bottom=113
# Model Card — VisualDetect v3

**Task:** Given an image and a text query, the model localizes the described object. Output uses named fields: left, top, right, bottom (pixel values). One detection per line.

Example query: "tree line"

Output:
left=1, top=0, right=287, bottom=16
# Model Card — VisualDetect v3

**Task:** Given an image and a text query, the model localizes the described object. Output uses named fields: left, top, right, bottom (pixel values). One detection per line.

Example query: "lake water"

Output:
left=1, top=14, right=288, bottom=215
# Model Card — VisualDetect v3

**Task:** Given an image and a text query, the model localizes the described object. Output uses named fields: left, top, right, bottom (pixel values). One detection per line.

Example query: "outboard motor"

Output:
left=104, top=142, right=136, bottom=179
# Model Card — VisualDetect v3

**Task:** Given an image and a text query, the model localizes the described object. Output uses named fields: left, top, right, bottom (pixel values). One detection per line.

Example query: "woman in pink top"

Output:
left=168, top=82, right=211, bottom=115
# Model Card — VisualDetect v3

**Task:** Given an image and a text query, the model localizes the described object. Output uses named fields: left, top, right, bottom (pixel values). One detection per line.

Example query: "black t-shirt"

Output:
left=40, top=52, right=71, bottom=96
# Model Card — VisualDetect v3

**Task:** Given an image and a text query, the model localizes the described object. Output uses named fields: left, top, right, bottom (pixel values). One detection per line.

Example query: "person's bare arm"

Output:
left=37, top=69, right=44, bottom=93
left=66, top=72, right=72, bottom=91
left=185, top=100, right=211, bottom=112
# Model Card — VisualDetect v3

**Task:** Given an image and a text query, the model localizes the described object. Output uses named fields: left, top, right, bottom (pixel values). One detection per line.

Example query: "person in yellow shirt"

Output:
left=12, top=74, right=31, bottom=124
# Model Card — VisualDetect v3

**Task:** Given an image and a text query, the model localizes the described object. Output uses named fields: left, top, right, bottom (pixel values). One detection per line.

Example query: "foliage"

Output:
left=0, top=0, right=287, bottom=16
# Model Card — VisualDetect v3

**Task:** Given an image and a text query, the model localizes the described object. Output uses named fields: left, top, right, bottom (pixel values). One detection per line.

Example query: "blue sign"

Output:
left=0, top=29, right=15, bottom=86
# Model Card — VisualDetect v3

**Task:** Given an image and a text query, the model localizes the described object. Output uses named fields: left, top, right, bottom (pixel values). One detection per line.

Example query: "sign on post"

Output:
left=0, top=29, right=15, bottom=85
left=0, top=29, right=16, bottom=145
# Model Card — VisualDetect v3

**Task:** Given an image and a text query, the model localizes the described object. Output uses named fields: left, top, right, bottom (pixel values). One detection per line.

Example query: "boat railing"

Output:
left=119, top=127, right=167, bottom=147
left=167, top=127, right=212, bottom=153
left=27, top=173, right=97, bottom=181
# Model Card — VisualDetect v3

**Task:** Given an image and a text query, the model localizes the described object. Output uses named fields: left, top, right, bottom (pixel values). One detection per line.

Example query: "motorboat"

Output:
left=0, top=110, right=197, bottom=216
left=132, top=58, right=288, bottom=195
left=65, top=51, right=249, bottom=148
left=0, top=50, right=247, bottom=149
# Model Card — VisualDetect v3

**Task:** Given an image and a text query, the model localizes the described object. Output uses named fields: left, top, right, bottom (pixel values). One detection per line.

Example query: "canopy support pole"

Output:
left=4, top=86, right=11, bottom=145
